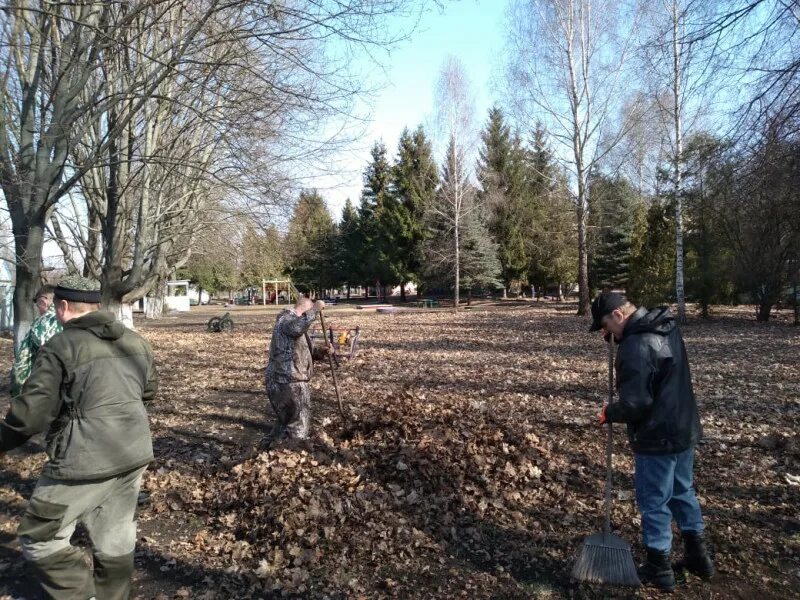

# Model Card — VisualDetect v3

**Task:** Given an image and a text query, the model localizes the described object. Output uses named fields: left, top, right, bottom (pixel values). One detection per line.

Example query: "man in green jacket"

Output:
left=10, top=284, right=63, bottom=397
left=0, top=276, right=157, bottom=600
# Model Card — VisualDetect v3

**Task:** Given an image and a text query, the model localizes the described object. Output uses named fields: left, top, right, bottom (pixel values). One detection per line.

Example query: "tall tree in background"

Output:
left=505, top=0, right=640, bottom=315
left=392, top=126, right=439, bottom=298
left=588, top=173, right=639, bottom=290
left=682, top=133, right=733, bottom=317
left=477, top=107, right=528, bottom=297
left=523, top=128, right=578, bottom=298
left=639, top=0, right=720, bottom=323
left=286, top=191, right=335, bottom=296
left=426, top=137, right=500, bottom=300
left=628, top=201, right=676, bottom=307
left=715, top=126, right=800, bottom=322
left=335, top=199, right=362, bottom=298
left=358, top=142, right=397, bottom=299
left=427, top=56, right=480, bottom=311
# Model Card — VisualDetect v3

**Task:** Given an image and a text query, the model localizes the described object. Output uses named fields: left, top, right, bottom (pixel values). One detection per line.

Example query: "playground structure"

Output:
left=261, top=279, right=297, bottom=305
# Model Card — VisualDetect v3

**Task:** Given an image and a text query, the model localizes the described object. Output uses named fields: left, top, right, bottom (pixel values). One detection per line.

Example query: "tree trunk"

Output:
left=757, top=300, right=772, bottom=322
left=11, top=220, right=46, bottom=352
left=400, top=281, right=406, bottom=302
left=145, top=296, right=165, bottom=319
left=502, top=287, right=507, bottom=299
left=793, top=278, right=798, bottom=326
left=672, top=0, right=687, bottom=325
left=346, top=285, right=351, bottom=300
left=454, top=219, right=460, bottom=313
left=103, top=297, right=135, bottom=329
left=576, top=196, right=589, bottom=315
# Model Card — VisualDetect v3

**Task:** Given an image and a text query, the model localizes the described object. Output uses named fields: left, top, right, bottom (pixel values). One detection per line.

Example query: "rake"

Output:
left=571, top=337, right=640, bottom=587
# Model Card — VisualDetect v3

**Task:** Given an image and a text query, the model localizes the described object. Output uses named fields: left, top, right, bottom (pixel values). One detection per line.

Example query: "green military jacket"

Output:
left=10, top=305, right=63, bottom=397
left=0, top=311, right=158, bottom=480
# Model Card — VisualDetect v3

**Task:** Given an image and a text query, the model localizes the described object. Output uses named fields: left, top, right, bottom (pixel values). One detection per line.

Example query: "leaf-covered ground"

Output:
left=1, top=302, right=798, bottom=599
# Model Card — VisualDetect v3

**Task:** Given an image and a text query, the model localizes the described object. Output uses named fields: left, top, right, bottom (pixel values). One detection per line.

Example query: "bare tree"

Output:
left=638, top=0, right=721, bottom=323
left=426, top=57, right=480, bottom=312
left=504, top=0, right=640, bottom=315
left=1, top=1, right=427, bottom=337
left=0, top=1, right=219, bottom=345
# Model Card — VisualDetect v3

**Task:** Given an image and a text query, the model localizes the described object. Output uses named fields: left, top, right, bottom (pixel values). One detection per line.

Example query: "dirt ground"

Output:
left=1, top=301, right=798, bottom=599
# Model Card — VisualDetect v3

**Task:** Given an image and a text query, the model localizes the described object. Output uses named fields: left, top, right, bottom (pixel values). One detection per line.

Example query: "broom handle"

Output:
left=604, top=337, right=615, bottom=534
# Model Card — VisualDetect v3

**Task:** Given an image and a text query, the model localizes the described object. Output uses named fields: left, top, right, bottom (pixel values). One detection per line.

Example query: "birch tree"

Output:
left=638, top=0, right=720, bottom=323
left=504, top=0, right=639, bottom=315
left=426, top=57, right=480, bottom=312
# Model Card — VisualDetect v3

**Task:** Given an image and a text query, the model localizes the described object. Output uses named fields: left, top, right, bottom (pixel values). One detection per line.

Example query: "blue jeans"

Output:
left=634, top=447, right=705, bottom=553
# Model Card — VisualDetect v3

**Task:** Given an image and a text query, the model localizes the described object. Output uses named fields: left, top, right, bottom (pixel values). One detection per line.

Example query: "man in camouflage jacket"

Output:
left=0, top=276, right=157, bottom=600
left=10, top=286, right=62, bottom=397
left=264, top=297, right=324, bottom=443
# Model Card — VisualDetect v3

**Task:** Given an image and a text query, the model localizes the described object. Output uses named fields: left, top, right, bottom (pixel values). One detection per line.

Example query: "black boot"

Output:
left=674, top=531, right=715, bottom=580
left=638, top=548, right=675, bottom=593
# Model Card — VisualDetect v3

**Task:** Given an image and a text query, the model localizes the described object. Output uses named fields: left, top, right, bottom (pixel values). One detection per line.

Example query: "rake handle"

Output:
left=604, top=337, right=615, bottom=534
left=319, top=308, right=347, bottom=422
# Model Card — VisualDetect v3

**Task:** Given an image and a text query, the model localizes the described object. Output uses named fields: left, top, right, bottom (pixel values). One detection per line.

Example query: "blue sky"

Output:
left=318, top=0, right=509, bottom=219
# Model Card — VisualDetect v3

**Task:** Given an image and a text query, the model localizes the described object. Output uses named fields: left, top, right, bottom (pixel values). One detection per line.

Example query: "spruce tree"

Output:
left=358, top=141, right=401, bottom=299
left=335, top=198, right=361, bottom=298
left=477, top=107, right=527, bottom=296
left=286, top=190, right=336, bottom=296
left=392, top=126, right=438, bottom=299
left=587, top=173, right=638, bottom=291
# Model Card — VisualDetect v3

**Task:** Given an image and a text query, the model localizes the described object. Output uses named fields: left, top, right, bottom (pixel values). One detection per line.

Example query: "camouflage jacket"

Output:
left=11, top=305, right=63, bottom=397
left=265, top=307, right=320, bottom=384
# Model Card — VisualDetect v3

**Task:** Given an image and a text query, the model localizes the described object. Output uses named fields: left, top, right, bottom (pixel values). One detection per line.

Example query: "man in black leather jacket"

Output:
left=590, top=292, right=715, bottom=591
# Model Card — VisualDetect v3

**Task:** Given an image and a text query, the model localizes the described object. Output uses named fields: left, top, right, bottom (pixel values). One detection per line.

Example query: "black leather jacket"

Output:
left=605, top=307, right=702, bottom=454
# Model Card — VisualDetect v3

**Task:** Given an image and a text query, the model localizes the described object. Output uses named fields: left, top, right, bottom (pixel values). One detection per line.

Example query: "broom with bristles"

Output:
left=571, top=336, right=640, bottom=587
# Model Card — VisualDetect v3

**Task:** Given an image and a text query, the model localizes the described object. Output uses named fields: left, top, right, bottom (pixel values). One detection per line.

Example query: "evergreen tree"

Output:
left=477, top=107, right=528, bottom=296
left=334, top=198, right=361, bottom=298
left=357, top=141, right=401, bottom=299
left=286, top=190, right=335, bottom=296
left=682, top=133, right=735, bottom=317
left=521, top=126, right=578, bottom=298
left=587, top=173, right=639, bottom=291
left=628, top=201, right=676, bottom=307
left=392, top=126, right=438, bottom=299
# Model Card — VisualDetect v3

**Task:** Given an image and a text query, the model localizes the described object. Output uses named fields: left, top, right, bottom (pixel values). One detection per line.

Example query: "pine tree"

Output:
left=286, top=190, right=335, bottom=296
left=335, top=198, right=361, bottom=298
left=682, top=133, right=735, bottom=317
left=628, top=201, right=676, bottom=307
left=357, top=141, right=399, bottom=299
left=587, top=173, right=639, bottom=291
left=392, top=126, right=438, bottom=299
left=521, top=126, right=577, bottom=299
left=477, top=107, right=528, bottom=296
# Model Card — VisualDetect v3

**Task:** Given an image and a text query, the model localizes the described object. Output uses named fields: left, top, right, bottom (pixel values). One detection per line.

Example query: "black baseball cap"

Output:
left=589, top=292, right=627, bottom=332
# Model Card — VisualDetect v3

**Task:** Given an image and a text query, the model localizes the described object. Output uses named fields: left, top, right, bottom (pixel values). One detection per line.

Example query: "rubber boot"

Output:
left=674, top=531, right=715, bottom=580
left=93, top=551, right=135, bottom=600
left=638, top=548, right=675, bottom=593
left=29, top=545, right=94, bottom=600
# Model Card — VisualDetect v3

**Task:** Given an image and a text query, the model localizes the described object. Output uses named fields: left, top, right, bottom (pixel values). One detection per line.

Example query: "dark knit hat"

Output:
left=54, top=275, right=102, bottom=304
left=589, top=292, right=627, bottom=332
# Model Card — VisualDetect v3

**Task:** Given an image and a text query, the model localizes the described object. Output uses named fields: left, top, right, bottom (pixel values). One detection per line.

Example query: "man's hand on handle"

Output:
left=599, top=404, right=609, bottom=425
left=314, top=300, right=325, bottom=312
